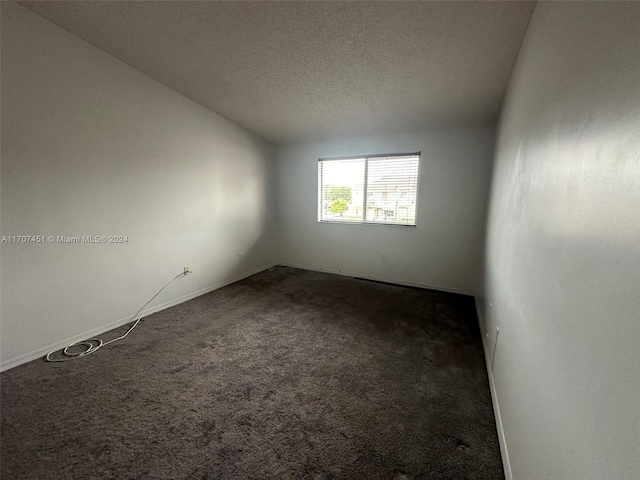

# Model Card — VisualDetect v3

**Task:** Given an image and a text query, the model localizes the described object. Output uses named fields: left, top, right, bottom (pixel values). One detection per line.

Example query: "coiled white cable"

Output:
left=45, top=269, right=191, bottom=362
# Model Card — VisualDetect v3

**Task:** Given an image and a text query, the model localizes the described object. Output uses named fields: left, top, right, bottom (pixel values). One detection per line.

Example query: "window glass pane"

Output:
left=318, top=158, right=365, bottom=222
left=365, top=156, right=419, bottom=225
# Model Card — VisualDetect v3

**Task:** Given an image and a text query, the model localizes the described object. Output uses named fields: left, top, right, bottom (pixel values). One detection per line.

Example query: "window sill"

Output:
left=318, top=220, right=417, bottom=227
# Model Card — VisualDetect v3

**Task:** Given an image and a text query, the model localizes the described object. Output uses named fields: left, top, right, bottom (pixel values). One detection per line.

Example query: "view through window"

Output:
left=318, top=153, right=420, bottom=225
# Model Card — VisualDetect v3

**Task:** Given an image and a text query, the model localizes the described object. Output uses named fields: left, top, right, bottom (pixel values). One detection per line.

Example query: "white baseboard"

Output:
left=278, top=262, right=465, bottom=294
left=0, top=263, right=277, bottom=372
left=475, top=297, right=513, bottom=480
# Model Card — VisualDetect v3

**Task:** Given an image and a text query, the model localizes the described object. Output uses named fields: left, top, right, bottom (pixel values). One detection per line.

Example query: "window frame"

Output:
left=317, top=151, right=421, bottom=227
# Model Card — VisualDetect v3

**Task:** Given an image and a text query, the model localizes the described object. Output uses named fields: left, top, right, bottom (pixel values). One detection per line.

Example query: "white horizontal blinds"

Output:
left=318, top=158, right=365, bottom=222
left=318, top=153, right=419, bottom=225
left=365, top=155, right=419, bottom=225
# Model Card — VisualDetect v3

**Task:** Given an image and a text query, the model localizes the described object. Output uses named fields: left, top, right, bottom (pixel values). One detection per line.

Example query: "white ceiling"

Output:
left=20, top=1, right=536, bottom=145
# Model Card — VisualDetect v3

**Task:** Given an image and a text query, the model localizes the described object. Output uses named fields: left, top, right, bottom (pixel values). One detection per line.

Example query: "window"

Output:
left=318, top=153, right=420, bottom=226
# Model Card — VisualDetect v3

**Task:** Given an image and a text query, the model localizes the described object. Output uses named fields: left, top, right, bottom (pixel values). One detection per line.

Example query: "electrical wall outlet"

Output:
left=183, top=267, right=192, bottom=275
left=381, top=254, right=387, bottom=262
left=238, top=252, right=243, bottom=258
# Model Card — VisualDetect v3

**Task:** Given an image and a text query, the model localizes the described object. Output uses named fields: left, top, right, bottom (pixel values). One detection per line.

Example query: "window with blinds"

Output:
left=318, top=153, right=420, bottom=226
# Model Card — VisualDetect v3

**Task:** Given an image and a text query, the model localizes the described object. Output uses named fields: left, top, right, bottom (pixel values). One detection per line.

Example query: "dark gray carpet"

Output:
left=1, top=266, right=503, bottom=480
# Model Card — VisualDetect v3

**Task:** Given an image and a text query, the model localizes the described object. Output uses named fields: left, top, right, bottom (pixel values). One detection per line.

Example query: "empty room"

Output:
left=1, top=1, right=638, bottom=479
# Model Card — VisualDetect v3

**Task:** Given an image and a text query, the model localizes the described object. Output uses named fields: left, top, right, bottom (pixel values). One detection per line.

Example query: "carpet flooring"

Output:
left=1, top=266, right=503, bottom=479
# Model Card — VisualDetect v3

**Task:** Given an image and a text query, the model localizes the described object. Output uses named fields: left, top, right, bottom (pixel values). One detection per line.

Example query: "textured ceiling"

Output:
left=19, top=1, right=535, bottom=145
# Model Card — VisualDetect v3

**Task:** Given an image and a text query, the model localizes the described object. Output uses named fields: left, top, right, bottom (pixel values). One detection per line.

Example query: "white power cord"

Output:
left=45, top=268, right=192, bottom=362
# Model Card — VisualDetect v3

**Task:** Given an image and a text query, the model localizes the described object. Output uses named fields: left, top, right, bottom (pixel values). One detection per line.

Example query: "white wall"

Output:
left=481, top=2, right=640, bottom=479
left=0, top=2, right=277, bottom=369
left=276, top=127, right=495, bottom=295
